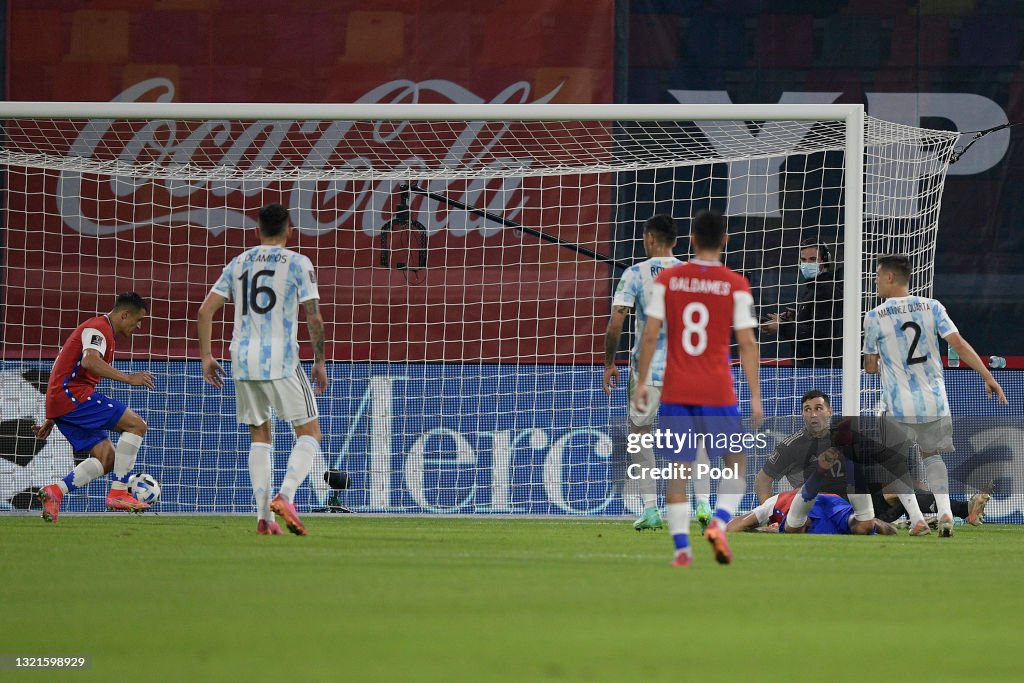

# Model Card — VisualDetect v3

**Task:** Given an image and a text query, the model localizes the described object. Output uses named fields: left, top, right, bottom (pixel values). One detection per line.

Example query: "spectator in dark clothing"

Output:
left=761, top=238, right=842, bottom=368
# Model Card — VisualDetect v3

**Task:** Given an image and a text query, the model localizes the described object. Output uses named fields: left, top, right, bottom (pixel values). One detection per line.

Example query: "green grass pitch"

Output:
left=1, top=515, right=1021, bottom=681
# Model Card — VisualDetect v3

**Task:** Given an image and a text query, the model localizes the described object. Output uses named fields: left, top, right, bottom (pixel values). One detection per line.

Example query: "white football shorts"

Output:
left=235, top=367, right=319, bottom=427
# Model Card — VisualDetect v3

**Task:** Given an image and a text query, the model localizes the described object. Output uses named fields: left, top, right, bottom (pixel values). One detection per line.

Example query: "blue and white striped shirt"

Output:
left=211, top=245, right=319, bottom=381
left=863, top=295, right=957, bottom=421
left=612, top=256, right=684, bottom=386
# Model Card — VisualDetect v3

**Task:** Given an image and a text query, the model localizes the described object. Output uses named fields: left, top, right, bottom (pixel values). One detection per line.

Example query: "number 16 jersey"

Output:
left=211, top=244, right=320, bottom=380
left=646, top=258, right=757, bottom=406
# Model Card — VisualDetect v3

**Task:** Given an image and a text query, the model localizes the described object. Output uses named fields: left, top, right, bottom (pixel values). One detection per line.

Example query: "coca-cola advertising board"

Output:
left=3, top=1, right=615, bottom=362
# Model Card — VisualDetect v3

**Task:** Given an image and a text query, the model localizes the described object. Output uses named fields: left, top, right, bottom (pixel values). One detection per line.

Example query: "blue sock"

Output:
left=802, top=470, right=823, bottom=500
left=713, top=509, right=731, bottom=527
left=62, top=471, right=79, bottom=493
left=672, top=534, right=691, bottom=551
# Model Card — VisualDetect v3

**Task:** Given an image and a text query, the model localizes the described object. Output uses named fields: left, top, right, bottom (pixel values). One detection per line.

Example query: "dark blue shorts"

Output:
left=656, top=403, right=745, bottom=461
left=54, top=392, right=128, bottom=452
left=807, top=495, right=856, bottom=535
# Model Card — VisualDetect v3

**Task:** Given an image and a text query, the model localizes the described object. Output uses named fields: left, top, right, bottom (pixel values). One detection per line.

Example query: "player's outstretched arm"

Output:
left=197, top=291, right=228, bottom=388
left=946, top=333, right=1008, bottom=404
left=871, top=519, right=898, bottom=535
left=603, top=305, right=630, bottom=395
left=303, top=298, right=328, bottom=395
left=736, top=327, right=763, bottom=429
left=726, top=510, right=763, bottom=532
left=80, top=349, right=155, bottom=389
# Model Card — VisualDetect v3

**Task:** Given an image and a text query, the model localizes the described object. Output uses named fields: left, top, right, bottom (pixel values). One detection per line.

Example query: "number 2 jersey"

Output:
left=646, top=258, right=757, bottom=406
left=862, top=295, right=957, bottom=421
left=211, top=244, right=320, bottom=380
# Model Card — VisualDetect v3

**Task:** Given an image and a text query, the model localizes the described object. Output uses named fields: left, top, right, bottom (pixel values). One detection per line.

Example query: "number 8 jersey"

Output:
left=646, top=258, right=757, bottom=406
left=211, top=244, right=320, bottom=380
left=862, top=295, right=957, bottom=421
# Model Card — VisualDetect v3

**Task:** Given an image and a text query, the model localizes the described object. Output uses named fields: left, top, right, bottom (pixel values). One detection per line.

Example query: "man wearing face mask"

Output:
left=761, top=237, right=842, bottom=368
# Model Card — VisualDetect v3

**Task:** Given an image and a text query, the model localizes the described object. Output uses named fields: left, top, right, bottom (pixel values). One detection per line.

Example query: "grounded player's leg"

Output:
left=846, top=493, right=876, bottom=534
left=693, top=447, right=712, bottom=534
left=665, top=476, right=691, bottom=567
left=784, top=468, right=820, bottom=532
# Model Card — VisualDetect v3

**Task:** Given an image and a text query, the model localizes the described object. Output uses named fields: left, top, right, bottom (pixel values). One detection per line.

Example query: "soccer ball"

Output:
left=129, top=474, right=161, bottom=505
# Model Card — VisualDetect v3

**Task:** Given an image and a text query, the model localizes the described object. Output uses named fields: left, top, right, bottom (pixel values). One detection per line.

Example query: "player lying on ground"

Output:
left=728, top=490, right=897, bottom=535
left=603, top=215, right=713, bottom=533
left=34, top=292, right=156, bottom=523
left=756, top=389, right=990, bottom=528
left=872, top=484, right=992, bottom=526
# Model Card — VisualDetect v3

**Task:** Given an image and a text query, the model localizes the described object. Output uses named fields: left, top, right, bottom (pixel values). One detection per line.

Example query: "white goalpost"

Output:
left=0, top=102, right=960, bottom=514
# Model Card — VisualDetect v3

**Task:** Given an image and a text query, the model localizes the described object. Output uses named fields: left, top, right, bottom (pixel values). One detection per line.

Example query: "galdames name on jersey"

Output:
left=667, top=276, right=732, bottom=295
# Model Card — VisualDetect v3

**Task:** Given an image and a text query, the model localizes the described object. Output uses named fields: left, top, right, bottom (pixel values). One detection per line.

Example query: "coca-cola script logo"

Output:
left=58, top=77, right=567, bottom=238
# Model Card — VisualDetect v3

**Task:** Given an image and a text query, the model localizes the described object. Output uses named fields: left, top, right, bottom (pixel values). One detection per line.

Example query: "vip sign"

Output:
left=668, top=89, right=1009, bottom=218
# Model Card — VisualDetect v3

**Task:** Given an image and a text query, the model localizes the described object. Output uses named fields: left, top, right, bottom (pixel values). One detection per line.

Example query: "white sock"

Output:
left=279, top=435, right=318, bottom=503
left=848, top=493, right=876, bottom=522
left=712, top=471, right=744, bottom=527
left=249, top=442, right=274, bottom=522
left=666, top=501, right=691, bottom=551
left=110, top=432, right=143, bottom=491
left=633, top=443, right=657, bottom=509
left=898, top=492, right=925, bottom=525
left=61, top=457, right=105, bottom=493
left=923, top=455, right=953, bottom=520
left=786, top=492, right=815, bottom=529
left=693, top=449, right=711, bottom=506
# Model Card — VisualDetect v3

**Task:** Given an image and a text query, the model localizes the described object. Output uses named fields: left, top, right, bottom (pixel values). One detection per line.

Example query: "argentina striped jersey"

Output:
left=862, top=295, right=957, bottom=421
left=211, top=244, right=320, bottom=380
left=612, top=256, right=684, bottom=386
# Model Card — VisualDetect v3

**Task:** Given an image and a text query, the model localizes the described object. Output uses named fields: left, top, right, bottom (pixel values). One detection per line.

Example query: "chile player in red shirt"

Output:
left=33, top=293, right=156, bottom=523
left=634, top=210, right=763, bottom=567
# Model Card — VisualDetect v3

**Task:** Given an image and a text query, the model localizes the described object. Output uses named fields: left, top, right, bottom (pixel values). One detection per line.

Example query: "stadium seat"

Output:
left=918, top=0, right=976, bottom=14
left=685, top=15, right=749, bottom=67
left=340, top=11, right=406, bottom=65
left=69, top=10, right=131, bottom=63
left=8, top=10, right=63, bottom=65
left=133, top=12, right=205, bottom=64
left=957, top=15, right=1022, bottom=67
left=753, top=15, right=813, bottom=69
left=629, top=14, right=681, bottom=68
left=888, top=15, right=952, bottom=67
left=819, top=15, right=883, bottom=68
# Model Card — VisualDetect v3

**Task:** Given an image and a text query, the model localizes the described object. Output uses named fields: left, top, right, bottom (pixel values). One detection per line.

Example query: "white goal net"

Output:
left=0, top=103, right=959, bottom=514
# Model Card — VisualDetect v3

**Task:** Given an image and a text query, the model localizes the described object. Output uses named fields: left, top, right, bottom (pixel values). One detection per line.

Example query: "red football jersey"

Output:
left=649, top=259, right=756, bottom=406
left=768, top=490, right=800, bottom=526
left=45, top=315, right=116, bottom=419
